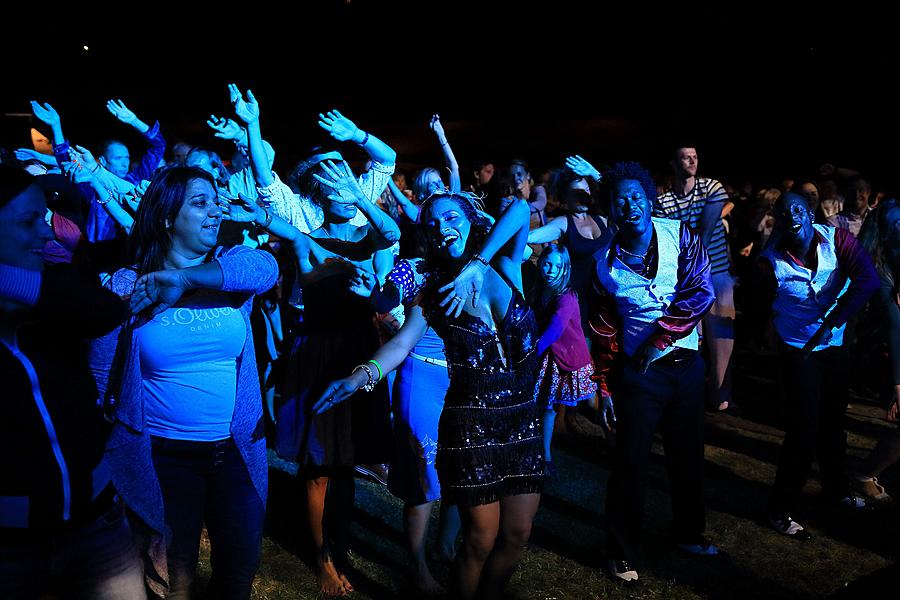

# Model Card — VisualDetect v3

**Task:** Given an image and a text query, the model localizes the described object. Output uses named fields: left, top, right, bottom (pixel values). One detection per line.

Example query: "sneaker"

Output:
left=354, top=463, right=389, bottom=486
left=676, top=537, right=725, bottom=557
left=834, top=494, right=872, bottom=510
left=768, top=514, right=812, bottom=540
left=607, top=559, right=639, bottom=583
left=852, top=476, right=893, bottom=504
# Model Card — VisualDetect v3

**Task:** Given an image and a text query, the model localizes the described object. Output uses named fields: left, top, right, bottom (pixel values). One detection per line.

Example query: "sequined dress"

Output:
left=425, top=278, right=544, bottom=506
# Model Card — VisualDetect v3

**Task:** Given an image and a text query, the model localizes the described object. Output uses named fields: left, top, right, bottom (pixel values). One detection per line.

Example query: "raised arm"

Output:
left=64, top=157, right=135, bottom=234
left=312, top=160, right=401, bottom=248
left=527, top=215, right=568, bottom=244
left=227, top=83, right=275, bottom=190
left=106, top=99, right=166, bottom=182
left=222, top=193, right=333, bottom=277
left=31, top=101, right=66, bottom=147
left=68, top=143, right=136, bottom=197
left=439, top=197, right=530, bottom=312
left=15, top=148, right=58, bottom=168
left=565, top=155, right=603, bottom=185
left=430, top=114, right=460, bottom=192
left=318, top=108, right=396, bottom=166
left=106, top=98, right=150, bottom=134
left=387, top=178, right=420, bottom=222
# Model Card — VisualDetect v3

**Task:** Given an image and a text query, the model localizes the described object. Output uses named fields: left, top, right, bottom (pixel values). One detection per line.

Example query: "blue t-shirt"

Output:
left=137, top=291, right=246, bottom=441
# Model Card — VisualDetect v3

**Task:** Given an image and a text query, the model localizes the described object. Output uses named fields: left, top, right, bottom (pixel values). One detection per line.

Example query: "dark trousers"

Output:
left=769, top=344, right=851, bottom=516
left=151, top=436, right=265, bottom=600
left=605, top=351, right=706, bottom=565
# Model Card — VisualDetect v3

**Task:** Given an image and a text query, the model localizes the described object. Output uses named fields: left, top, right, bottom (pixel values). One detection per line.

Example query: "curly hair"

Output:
left=604, top=161, right=657, bottom=205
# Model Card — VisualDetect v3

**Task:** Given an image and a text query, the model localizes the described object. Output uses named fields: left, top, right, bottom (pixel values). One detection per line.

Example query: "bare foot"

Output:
left=413, top=566, right=445, bottom=596
left=317, top=560, right=347, bottom=596
left=338, top=572, right=354, bottom=593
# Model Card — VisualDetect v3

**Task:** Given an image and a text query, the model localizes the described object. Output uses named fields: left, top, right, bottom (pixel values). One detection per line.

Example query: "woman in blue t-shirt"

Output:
left=91, top=166, right=278, bottom=599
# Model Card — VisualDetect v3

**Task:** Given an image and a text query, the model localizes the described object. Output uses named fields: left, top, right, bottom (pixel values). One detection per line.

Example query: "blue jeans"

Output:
left=0, top=499, right=146, bottom=599
left=151, top=436, right=264, bottom=600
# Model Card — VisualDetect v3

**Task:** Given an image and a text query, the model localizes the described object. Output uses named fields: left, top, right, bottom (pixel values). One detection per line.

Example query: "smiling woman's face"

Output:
left=425, top=197, right=472, bottom=260
left=0, top=184, right=53, bottom=272
left=169, top=178, right=222, bottom=259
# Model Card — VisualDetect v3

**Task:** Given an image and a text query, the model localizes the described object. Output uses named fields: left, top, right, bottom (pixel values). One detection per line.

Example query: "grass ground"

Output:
left=194, top=348, right=900, bottom=599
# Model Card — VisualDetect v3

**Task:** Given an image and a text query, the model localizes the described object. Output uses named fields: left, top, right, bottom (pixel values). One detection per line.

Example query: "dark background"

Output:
left=2, top=3, right=896, bottom=188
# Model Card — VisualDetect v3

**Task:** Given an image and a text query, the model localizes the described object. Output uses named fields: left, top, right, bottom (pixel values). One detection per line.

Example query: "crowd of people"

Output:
left=2, top=84, right=898, bottom=599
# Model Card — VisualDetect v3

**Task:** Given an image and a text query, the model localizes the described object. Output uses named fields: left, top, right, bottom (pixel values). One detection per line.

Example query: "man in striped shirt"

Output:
left=654, top=146, right=734, bottom=412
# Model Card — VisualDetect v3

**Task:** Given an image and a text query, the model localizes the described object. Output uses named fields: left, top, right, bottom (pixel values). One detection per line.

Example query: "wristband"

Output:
left=472, top=254, right=490, bottom=268
left=367, top=359, right=384, bottom=382
left=261, top=208, right=274, bottom=229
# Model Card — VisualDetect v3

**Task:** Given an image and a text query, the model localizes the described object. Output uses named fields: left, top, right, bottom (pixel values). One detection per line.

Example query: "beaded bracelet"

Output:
left=352, top=363, right=378, bottom=392
left=96, top=190, right=116, bottom=206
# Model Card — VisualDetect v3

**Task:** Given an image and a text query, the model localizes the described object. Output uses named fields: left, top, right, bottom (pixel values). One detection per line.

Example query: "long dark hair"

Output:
left=859, top=197, right=900, bottom=282
left=418, top=191, right=492, bottom=274
left=129, top=166, right=218, bottom=275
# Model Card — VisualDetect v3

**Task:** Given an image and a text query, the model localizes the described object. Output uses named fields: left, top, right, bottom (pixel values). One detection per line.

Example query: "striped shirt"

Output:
left=654, top=177, right=731, bottom=274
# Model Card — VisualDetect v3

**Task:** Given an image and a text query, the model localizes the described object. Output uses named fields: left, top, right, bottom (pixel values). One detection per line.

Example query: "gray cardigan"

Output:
left=90, top=245, right=277, bottom=590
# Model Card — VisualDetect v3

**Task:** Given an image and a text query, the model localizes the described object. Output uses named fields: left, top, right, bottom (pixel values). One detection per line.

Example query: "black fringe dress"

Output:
left=424, top=281, right=544, bottom=506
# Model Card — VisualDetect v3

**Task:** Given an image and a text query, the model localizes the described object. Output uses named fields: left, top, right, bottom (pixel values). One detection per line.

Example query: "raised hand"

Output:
left=312, top=374, right=367, bottom=414
left=129, top=270, right=189, bottom=317
left=228, top=83, right=260, bottom=125
left=121, top=179, right=151, bottom=212
left=71, top=145, right=100, bottom=173
left=207, top=114, right=245, bottom=142
left=429, top=113, right=447, bottom=142
left=15, top=148, right=56, bottom=166
left=62, top=160, right=94, bottom=184
left=30, top=100, right=61, bottom=128
left=311, top=160, right=364, bottom=205
left=438, top=260, right=488, bottom=317
left=106, top=99, right=138, bottom=126
left=318, top=109, right=359, bottom=142
left=565, top=155, right=601, bottom=181
left=222, top=193, right=263, bottom=223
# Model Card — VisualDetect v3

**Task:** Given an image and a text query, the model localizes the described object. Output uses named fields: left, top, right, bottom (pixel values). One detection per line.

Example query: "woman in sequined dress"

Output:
left=314, top=191, right=543, bottom=599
